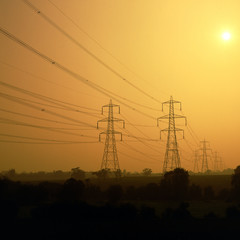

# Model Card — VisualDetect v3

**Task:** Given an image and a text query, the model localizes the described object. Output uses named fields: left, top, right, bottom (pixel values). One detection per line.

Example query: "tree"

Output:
left=114, top=169, right=122, bottom=178
left=71, top=167, right=85, bottom=180
left=59, top=178, right=85, bottom=202
left=92, top=168, right=111, bottom=179
left=160, top=168, right=189, bottom=200
left=231, top=166, right=240, bottom=200
left=5, top=169, right=16, bottom=179
left=142, top=168, right=152, bottom=176
left=231, top=166, right=240, bottom=189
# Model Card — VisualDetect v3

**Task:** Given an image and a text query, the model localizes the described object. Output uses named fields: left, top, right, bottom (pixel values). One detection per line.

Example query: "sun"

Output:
left=222, top=32, right=231, bottom=41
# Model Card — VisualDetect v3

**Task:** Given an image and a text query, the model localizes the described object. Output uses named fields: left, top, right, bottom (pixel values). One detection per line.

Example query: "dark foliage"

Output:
left=231, top=165, right=240, bottom=200
left=203, top=186, right=215, bottom=200
left=160, top=168, right=190, bottom=200
left=106, top=184, right=123, bottom=203
left=1, top=173, right=240, bottom=239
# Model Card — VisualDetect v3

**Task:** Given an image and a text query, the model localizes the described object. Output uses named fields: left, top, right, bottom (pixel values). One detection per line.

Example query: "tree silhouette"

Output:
left=93, top=168, right=111, bottom=179
left=59, top=178, right=85, bottom=202
left=231, top=166, right=240, bottom=189
left=142, top=168, right=152, bottom=176
left=231, top=165, right=240, bottom=200
left=71, top=167, right=85, bottom=180
left=160, top=168, right=189, bottom=200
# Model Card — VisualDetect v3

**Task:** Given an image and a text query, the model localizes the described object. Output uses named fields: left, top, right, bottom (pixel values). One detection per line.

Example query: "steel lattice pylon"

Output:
left=157, top=96, right=187, bottom=173
left=199, top=139, right=212, bottom=173
left=97, top=99, right=125, bottom=171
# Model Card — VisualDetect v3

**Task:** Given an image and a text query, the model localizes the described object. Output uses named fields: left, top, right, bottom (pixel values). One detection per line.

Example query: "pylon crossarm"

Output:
left=162, top=100, right=171, bottom=105
left=174, top=114, right=186, bottom=118
left=174, top=114, right=187, bottom=125
left=174, top=101, right=182, bottom=110
left=97, top=118, right=109, bottom=128
left=99, top=132, right=106, bottom=142
left=102, top=104, right=120, bottom=114
left=158, top=115, right=169, bottom=120
left=112, top=117, right=125, bottom=124
left=174, top=128, right=184, bottom=138
left=161, top=101, right=169, bottom=111
left=162, top=99, right=181, bottom=106
left=160, top=128, right=169, bottom=139
left=157, top=115, right=169, bottom=126
left=111, top=131, right=123, bottom=141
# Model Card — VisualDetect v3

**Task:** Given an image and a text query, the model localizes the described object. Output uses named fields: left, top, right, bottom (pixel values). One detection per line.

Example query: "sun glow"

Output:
left=222, top=32, right=231, bottom=40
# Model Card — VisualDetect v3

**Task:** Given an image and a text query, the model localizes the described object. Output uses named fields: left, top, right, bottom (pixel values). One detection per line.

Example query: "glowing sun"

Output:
left=222, top=32, right=231, bottom=40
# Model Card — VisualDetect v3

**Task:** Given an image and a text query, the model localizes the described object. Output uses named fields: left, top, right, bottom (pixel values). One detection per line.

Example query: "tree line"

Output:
left=1, top=167, right=240, bottom=239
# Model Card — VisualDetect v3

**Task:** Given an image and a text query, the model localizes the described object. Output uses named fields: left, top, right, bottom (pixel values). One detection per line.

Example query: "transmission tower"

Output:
left=193, top=150, right=200, bottom=173
left=157, top=96, right=187, bottom=173
left=97, top=99, right=125, bottom=172
left=199, top=139, right=212, bottom=173
left=213, top=152, right=223, bottom=172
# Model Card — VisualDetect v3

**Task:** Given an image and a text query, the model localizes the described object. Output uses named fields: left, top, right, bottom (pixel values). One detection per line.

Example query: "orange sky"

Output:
left=0, top=0, right=240, bottom=173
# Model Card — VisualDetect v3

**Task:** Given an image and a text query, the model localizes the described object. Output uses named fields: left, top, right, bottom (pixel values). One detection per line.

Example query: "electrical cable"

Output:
left=0, top=133, right=97, bottom=143
left=0, top=26, right=157, bottom=120
left=46, top=0, right=167, bottom=97
left=0, top=107, right=88, bottom=127
left=0, top=140, right=99, bottom=144
left=22, top=0, right=162, bottom=105
left=0, top=117, right=97, bottom=138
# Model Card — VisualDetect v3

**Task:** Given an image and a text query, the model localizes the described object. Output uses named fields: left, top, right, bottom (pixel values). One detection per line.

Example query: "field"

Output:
left=89, top=174, right=232, bottom=192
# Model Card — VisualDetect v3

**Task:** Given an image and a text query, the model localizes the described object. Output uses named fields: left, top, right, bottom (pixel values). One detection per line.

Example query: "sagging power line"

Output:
left=0, top=26, right=158, bottom=120
left=22, top=0, right=162, bottom=105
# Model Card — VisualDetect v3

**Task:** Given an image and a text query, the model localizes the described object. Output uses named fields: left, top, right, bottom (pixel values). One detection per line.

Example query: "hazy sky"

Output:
left=0, top=0, right=240, bottom=173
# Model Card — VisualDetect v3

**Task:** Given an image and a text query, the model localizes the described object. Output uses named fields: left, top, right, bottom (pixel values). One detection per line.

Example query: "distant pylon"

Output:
left=193, top=150, right=200, bottom=173
left=213, top=152, right=223, bottom=172
left=199, top=139, right=212, bottom=173
left=157, top=96, right=187, bottom=173
left=97, top=99, right=125, bottom=171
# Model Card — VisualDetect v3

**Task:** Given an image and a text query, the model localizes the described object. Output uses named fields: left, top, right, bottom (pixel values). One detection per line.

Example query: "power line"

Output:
left=0, top=26, right=157, bottom=120
left=0, top=91, right=100, bottom=118
left=0, top=81, right=101, bottom=115
left=46, top=0, right=163, bottom=95
left=122, top=134, right=160, bottom=142
left=116, top=113, right=165, bottom=154
left=118, top=150, right=160, bottom=165
left=188, top=123, right=200, bottom=143
left=0, top=89, right=104, bottom=130
left=22, top=0, right=162, bottom=105
left=0, top=108, right=88, bottom=127
left=119, top=141, right=161, bottom=162
left=0, top=59, right=104, bottom=101
left=0, top=133, right=96, bottom=143
left=0, top=59, right=160, bottom=112
left=0, top=140, right=99, bottom=144
left=0, top=117, right=97, bottom=139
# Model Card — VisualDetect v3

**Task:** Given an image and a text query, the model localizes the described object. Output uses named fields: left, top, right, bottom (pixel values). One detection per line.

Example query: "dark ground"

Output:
left=1, top=174, right=239, bottom=239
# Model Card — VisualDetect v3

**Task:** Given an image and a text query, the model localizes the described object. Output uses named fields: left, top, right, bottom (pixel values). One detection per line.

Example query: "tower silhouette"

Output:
left=157, top=96, right=187, bottom=173
left=213, top=151, right=223, bottom=172
left=199, top=139, right=212, bottom=173
left=97, top=99, right=125, bottom=172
